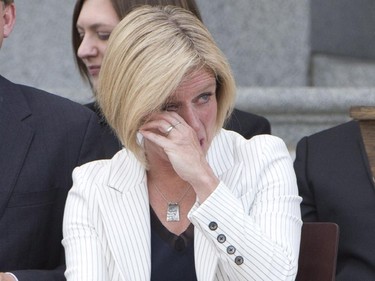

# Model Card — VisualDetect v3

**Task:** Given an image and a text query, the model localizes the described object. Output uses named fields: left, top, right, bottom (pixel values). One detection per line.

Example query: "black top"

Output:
left=85, top=102, right=122, bottom=158
left=150, top=207, right=197, bottom=281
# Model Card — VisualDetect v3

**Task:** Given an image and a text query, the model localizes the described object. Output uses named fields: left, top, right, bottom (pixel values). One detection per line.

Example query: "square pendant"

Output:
left=167, top=202, right=180, bottom=222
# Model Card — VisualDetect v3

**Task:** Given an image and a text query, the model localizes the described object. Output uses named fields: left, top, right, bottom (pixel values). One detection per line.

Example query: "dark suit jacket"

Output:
left=225, top=108, right=271, bottom=139
left=294, top=120, right=375, bottom=280
left=0, top=75, right=105, bottom=281
left=86, top=102, right=271, bottom=158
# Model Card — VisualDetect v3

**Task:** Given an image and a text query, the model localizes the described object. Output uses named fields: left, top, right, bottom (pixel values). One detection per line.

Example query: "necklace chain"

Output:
left=153, top=183, right=192, bottom=222
left=153, top=183, right=192, bottom=204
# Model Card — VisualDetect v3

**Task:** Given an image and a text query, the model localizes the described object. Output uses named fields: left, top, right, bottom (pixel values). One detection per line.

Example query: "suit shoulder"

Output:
left=299, top=120, right=359, bottom=145
left=18, top=84, right=94, bottom=120
left=230, top=108, right=270, bottom=126
left=225, top=108, right=271, bottom=138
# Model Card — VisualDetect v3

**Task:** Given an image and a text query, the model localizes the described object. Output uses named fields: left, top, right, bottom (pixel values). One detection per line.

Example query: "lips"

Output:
left=87, top=65, right=101, bottom=76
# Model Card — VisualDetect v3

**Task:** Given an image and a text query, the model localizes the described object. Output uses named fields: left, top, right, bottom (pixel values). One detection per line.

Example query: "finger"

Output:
left=150, top=111, right=186, bottom=127
left=141, top=119, right=175, bottom=135
left=139, top=128, right=170, bottom=148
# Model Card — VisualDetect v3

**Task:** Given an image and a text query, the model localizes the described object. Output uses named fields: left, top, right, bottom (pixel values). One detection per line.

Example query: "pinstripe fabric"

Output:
left=63, top=129, right=302, bottom=281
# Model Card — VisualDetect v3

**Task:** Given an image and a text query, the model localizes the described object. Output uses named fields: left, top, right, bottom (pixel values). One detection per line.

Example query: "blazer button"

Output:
left=217, top=234, right=226, bottom=243
left=227, top=245, right=236, bottom=254
left=209, top=221, right=218, bottom=231
left=235, top=256, right=244, bottom=265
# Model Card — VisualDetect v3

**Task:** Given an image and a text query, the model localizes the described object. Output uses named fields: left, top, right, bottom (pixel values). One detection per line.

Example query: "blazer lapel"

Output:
left=0, top=80, right=34, bottom=219
left=97, top=151, right=151, bottom=280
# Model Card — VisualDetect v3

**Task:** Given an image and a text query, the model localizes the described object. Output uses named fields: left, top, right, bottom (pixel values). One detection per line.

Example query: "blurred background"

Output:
left=1, top=0, right=375, bottom=154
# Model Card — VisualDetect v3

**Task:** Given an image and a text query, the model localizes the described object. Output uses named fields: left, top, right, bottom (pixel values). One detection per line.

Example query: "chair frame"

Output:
left=296, top=222, right=339, bottom=281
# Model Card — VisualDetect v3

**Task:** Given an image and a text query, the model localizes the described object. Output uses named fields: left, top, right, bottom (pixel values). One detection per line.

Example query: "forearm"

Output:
left=189, top=181, right=301, bottom=280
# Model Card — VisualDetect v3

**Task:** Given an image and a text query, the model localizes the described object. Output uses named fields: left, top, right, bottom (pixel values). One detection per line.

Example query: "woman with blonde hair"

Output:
left=72, top=0, right=271, bottom=157
left=63, top=5, right=301, bottom=280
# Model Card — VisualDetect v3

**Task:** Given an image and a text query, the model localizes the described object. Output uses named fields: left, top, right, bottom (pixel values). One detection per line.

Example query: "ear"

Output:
left=3, top=3, right=15, bottom=38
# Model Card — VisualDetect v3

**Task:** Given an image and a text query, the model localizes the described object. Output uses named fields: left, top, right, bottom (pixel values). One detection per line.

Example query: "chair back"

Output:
left=296, top=222, right=339, bottom=281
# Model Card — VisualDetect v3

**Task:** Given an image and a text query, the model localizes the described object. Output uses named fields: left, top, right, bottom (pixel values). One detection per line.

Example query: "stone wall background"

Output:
left=1, top=0, right=375, bottom=154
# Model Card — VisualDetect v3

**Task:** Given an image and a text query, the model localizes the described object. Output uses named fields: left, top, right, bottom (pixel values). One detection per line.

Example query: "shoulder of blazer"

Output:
left=71, top=158, right=112, bottom=199
left=0, top=75, right=96, bottom=125
left=73, top=148, right=145, bottom=195
left=296, top=120, right=361, bottom=157
left=305, top=120, right=360, bottom=144
left=0, top=75, right=31, bottom=120
left=209, top=130, right=289, bottom=176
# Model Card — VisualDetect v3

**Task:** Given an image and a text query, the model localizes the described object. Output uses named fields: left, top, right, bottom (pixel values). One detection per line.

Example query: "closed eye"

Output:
left=161, top=103, right=180, bottom=112
left=77, top=29, right=85, bottom=40
left=98, top=32, right=111, bottom=41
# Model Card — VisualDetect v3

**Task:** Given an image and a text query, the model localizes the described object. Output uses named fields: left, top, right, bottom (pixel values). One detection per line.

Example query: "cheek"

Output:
left=208, top=105, right=217, bottom=126
left=99, top=44, right=108, bottom=61
left=203, top=102, right=218, bottom=134
left=209, top=98, right=218, bottom=123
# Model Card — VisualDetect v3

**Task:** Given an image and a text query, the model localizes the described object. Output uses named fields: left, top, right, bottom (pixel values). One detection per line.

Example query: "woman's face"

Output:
left=76, top=0, right=120, bottom=89
left=163, top=69, right=218, bottom=154
left=140, top=68, right=218, bottom=167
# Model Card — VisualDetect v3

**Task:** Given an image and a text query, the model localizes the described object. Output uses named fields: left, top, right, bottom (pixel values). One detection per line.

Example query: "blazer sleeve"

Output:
left=293, top=136, right=319, bottom=221
left=62, top=165, right=110, bottom=281
left=189, top=135, right=302, bottom=280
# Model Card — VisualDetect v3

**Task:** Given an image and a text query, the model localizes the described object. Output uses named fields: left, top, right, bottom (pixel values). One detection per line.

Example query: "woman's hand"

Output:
left=140, top=111, right=203, bottom=180
left=0, top=273, right=16, bottom=281
left=139, top=111, right=219, bottom=202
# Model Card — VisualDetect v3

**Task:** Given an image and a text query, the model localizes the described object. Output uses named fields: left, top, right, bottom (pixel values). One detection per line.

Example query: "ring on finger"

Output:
left=165, top=121, right=182, bottom=135
left=165, top=125, right=174, bottom=135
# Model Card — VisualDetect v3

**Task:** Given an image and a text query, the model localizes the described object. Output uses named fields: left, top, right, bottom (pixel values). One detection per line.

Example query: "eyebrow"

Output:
left=168, top=82, right=217, bottom=102
left=76, top=23, right=115, bottom=31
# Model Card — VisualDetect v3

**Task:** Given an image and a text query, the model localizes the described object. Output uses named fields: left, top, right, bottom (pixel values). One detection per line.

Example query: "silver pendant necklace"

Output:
left=153, top=183, right=192, bottom=222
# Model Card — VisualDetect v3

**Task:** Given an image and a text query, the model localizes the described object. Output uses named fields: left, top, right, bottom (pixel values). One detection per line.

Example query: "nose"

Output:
left=77, top=35, right=98, bottom=59
left=180, top=106, right=201, bottom=132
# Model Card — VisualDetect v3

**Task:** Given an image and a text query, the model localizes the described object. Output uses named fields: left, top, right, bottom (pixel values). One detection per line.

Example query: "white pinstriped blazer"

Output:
left=63, top=129, right=302, bottom=281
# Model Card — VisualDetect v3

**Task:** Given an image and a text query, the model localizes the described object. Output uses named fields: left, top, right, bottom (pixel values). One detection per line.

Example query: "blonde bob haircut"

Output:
left=97, top=5, right=236, bottom=166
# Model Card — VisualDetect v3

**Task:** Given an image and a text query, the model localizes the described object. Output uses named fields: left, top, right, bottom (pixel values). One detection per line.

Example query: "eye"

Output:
left=197, top=93, right=213, bottom=104
left=78, top=32, right=84, bottom=40
left=98, top=32, right=111, bottom=41
left=162, top=103, right=179, bottom=112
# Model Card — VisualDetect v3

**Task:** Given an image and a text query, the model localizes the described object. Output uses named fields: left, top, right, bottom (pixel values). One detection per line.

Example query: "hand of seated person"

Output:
left=0, top=273, right=17, bottom=281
